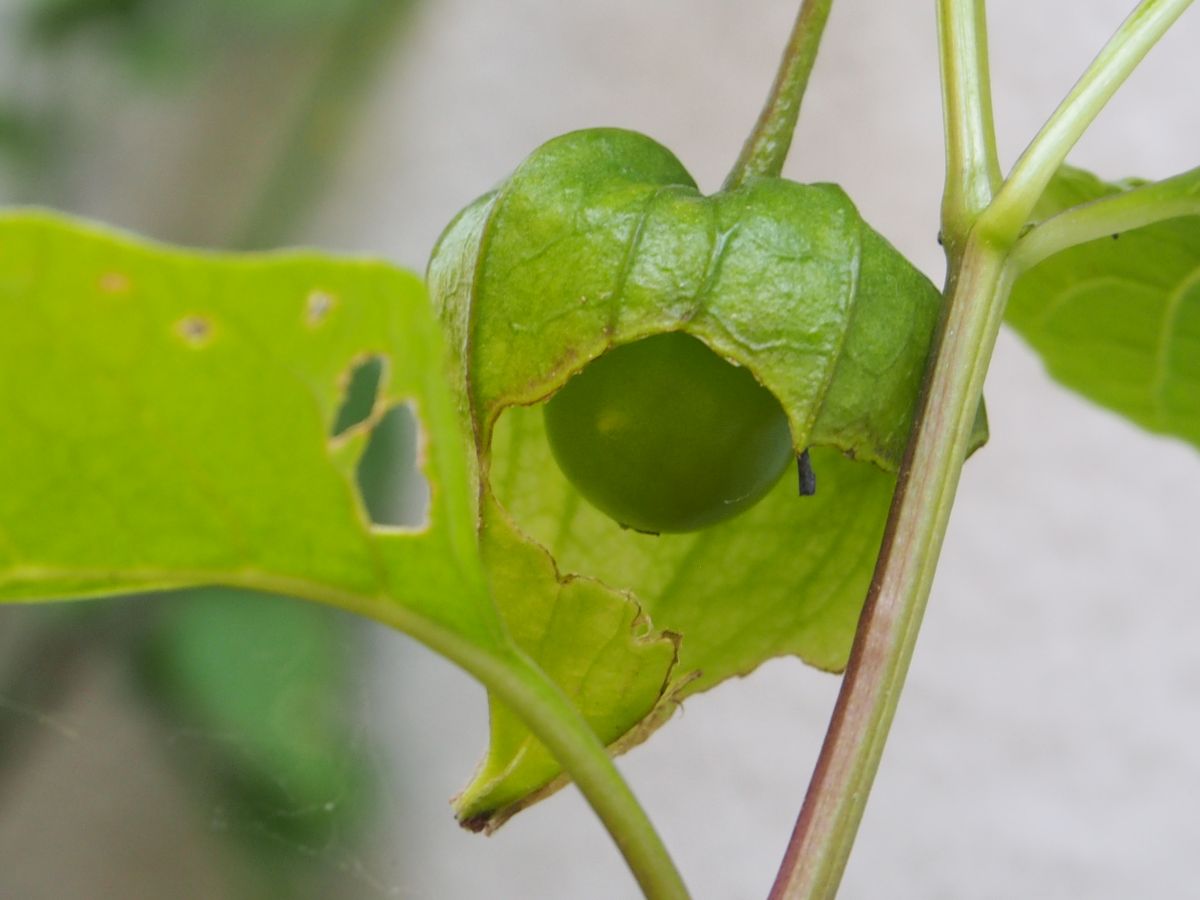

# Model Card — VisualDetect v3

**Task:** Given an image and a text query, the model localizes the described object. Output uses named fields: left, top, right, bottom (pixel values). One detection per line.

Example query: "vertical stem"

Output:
left=769, top=0, right=1196, bottom=891
left=723, top=0, right=835, bottom=190
left=937, top=0, right=1000, bottom=250
left=769, top=236, right=1011, bottom=900
left=769, top=2, right=1003, bottom=893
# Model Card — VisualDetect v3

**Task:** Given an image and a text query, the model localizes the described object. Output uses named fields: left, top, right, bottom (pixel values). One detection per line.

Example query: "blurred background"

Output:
left=1, top=1, right=1198, bottom=897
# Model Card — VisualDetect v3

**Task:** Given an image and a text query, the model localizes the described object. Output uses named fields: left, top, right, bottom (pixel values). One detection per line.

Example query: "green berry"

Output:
left=543, top=331, right=793, bottom=534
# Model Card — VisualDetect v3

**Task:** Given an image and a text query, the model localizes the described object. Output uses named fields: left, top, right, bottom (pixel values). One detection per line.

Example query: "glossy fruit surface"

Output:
left=543, top=331, right=793, bottom=533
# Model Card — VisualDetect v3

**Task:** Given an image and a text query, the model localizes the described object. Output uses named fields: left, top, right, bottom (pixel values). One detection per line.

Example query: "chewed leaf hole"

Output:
left=356, top=404, right=430, bottom=529
left=331, top=355, right=384, bottom=438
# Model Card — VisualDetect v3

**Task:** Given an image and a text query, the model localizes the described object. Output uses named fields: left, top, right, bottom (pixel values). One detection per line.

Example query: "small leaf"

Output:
left=429, top=128, right=982, bottom=825
left=0, top=209, right=501, bottom=653
left=1009, top=166, right=1200, bottom=449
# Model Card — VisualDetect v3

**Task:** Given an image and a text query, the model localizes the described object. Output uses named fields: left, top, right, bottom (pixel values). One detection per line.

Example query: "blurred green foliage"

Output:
left=10, top=0, right=382, bottom=93
left=0, top=105, right=44, bottom=173
left=27, top=0, right=375, bottom=47
left=134, top=589, right=374, bottom=854
left=0, top=0, right=415, bottom=208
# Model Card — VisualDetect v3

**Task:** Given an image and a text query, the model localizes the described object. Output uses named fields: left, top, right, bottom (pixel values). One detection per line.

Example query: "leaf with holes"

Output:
left=0, top=209, right=504, bottom=659
left=429, top=128, right=986, bottom=826
left=1010, top=165, right=1200, bottom=449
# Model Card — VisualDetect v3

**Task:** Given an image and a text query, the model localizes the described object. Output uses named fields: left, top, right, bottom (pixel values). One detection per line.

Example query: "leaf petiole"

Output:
left=1011, top=165, right=1200, bottom=271
left=299, top=584, right=692, bottom=900
left=722, top=0, right=835, bottom=190
left=980, top=0, right=1195, bottom=246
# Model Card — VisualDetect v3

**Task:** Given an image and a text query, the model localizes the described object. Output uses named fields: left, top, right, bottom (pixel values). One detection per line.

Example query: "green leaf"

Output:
left=0, top=211, right=690, bottom=898
left=1009, top=165, right=1200, bottom=449
left=0, top=208, right=501, bottom=651
left=430, top=128, right=981, bottom=826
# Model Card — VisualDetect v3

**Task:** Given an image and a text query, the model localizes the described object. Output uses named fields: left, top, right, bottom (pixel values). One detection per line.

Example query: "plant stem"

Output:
left=496, top=652, right=690, bottom=900
left=320, top=586, right=689, bottom=900
left=936, top=0, right=1000, bottom=251
left=722, top=0, right=835, bottom=190
left=770, top=1, right=1197, bottom=896
left=768, top=236, right=1010, bottom=900
left=981, top=0, right=1194, bottom=243
left=768, top=2, right=1005, bottom=893
left=1011, top=164, right=1200, bottom=270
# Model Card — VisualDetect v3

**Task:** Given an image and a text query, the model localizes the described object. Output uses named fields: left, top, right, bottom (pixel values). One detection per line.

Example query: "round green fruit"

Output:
left=543, top=331, right=793, bottom=534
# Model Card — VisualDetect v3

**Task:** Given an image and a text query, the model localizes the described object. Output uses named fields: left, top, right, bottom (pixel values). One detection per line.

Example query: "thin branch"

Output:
left=981, top=0, right=1194, bottom=245
left=1011, top=165, right=1200, bottom=271
left=723, top=0, right=835, bottom=190
left=286, top=580, right=691, bottom=900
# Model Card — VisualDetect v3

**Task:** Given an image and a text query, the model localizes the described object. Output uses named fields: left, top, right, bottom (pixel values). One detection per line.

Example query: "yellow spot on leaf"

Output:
left=99, top=272, right=130, bottom=295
